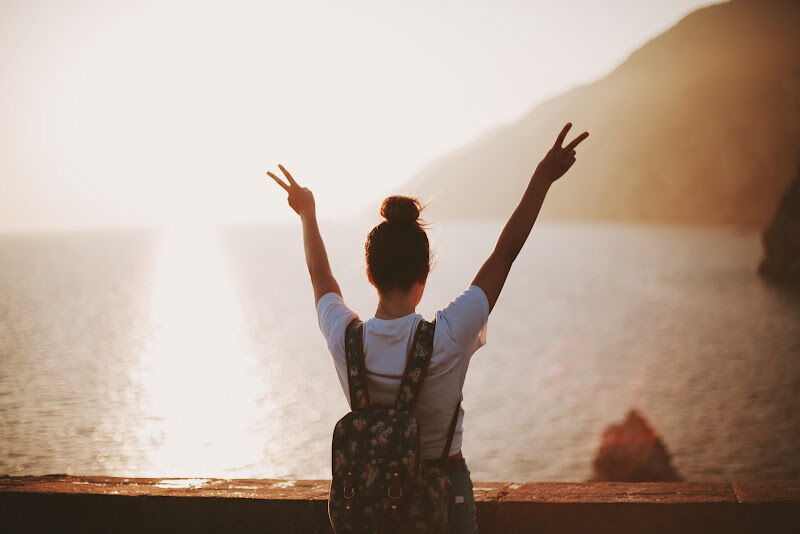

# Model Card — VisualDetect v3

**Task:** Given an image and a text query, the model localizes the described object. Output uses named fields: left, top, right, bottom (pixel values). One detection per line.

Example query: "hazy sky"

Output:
left=0, top=0, right=722, bottom=232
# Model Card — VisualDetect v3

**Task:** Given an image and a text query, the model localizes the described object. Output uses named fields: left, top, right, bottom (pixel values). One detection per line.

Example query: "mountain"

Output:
left=402, top=0, right=800, bottom=226
left=759, top=168, right=800, bottom=285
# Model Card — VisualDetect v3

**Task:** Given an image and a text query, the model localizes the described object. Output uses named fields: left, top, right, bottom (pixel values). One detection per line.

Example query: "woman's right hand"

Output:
left=267, top=164, right=316, bottom=218
left=533, top=123, right=589, bottom=183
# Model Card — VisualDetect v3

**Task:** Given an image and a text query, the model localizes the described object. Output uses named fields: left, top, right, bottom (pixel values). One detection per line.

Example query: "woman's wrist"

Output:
left=522, top=172, right=553, bottom=205
left=300, top=207, right=317, bottom=224
left=531, top=168, right=557, bottom=187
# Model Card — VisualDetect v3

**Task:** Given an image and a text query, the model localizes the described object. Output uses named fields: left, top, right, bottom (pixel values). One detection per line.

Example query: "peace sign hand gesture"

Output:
left=533, top=123, right=589, bottom=183
left=267, top=164, right=315, bottom=218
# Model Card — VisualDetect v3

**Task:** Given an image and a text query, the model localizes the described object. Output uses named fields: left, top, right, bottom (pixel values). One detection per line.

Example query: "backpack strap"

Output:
left=344, top=317, right=370, bottom=410
left=440, top=401, right=461, bottom=464
left=393, top=319, right=436, bottom=412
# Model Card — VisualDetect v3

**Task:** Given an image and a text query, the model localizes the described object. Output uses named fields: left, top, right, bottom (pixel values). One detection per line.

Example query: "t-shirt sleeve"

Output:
left=316, top=291, right=359, bottom=364
left=435, top=284, right=489, bottom=356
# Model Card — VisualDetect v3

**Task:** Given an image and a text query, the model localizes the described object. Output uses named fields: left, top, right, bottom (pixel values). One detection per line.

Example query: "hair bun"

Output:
left=381, top=196, right=421, bottom=224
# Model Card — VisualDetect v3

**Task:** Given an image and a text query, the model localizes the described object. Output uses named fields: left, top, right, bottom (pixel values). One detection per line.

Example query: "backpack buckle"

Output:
left=387, top=466, right=403, bottom=499
left=343, top=470, right=355, bottom=499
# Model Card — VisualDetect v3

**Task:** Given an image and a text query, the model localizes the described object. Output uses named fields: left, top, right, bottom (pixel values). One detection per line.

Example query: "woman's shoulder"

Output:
left=436, top=285, right=489, bottom=324
left=434, top=285, right=489, bottom=353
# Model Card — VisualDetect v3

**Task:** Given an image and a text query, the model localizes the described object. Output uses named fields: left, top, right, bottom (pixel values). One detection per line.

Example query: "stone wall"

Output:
left=1, top=475, right=798, bottom=533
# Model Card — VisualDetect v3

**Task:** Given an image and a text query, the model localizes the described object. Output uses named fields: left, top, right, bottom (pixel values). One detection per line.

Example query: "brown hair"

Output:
left=365, top=196, right=430, bottom=293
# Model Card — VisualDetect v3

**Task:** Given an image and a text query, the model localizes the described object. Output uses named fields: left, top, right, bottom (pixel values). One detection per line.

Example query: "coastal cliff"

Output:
left=403, top=0, right=800, bottom=226
left=759, top=171, right=800, bottom=286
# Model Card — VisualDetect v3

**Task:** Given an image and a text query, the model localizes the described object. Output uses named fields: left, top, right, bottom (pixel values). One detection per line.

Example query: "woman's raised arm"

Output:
left=471, top=123, right=588, bottom=314
left=267, top=164, right=342, bottom=305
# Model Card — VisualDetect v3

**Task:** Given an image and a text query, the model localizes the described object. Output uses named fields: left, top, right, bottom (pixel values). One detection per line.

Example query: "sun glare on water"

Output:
left=134, top=226, right=274, bottom=477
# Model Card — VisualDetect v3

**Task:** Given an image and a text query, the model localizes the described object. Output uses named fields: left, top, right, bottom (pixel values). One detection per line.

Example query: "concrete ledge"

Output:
left=1, top=476, right=798, bottom=533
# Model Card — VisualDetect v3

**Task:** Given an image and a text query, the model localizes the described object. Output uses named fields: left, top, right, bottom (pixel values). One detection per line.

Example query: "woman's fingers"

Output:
left=564, top=131, right=589, bottom=151
left=560, top=157, right=576, bottom=174
left=267, top=171, right=290, bottom=191
left=278, top=164, right=298, bottom=187
left=553, top=122, right=572, bottom=149
left=268, top=163, right=300, bottom=191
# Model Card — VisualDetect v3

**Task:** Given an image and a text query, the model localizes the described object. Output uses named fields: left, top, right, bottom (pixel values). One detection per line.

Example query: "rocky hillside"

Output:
left=404, top=0, right=800, bottom=226
left=759, top=169, right=800, bottom=285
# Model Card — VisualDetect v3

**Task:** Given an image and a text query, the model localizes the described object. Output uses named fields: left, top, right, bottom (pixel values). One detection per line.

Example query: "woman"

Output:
left=268, top=122, right=588, bottom=532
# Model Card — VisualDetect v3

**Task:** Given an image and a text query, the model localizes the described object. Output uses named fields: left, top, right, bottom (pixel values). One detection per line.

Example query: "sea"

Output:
left=1, top=220, right=798, bottom=482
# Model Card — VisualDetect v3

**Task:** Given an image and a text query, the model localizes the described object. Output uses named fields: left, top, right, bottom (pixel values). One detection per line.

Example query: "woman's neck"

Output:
left=374, top=293, right=416, bottom=320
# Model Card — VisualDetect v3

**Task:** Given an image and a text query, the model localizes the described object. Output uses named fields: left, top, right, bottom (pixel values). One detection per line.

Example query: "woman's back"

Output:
left=267, top=121, right=588, bottom=532
left=317, top=285, right=489, bottom=460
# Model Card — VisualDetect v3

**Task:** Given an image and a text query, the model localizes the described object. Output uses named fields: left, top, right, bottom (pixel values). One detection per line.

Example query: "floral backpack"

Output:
left=328, top=317, right=461, bottom=533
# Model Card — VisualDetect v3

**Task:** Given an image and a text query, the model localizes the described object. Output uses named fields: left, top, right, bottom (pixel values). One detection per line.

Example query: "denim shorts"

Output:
left=423, top=458, right=478, bottom=534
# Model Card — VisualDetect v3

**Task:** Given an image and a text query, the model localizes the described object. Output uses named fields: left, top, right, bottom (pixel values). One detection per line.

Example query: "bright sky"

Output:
left=0, top=0, right=722, bottom=233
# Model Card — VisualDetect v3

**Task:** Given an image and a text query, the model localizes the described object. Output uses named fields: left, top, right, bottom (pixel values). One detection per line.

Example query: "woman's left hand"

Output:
left=533, top=123, right=589, bottom=184
left=267, top=164, right=315, bottom=217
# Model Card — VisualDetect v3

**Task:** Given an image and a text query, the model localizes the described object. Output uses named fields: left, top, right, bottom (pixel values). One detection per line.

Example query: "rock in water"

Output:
left=591, top=409, right=682, bottom=482
left=759, top=171, right=800, bottom=286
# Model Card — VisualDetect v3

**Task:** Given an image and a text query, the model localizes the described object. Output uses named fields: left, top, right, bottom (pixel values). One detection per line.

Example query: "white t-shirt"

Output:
left=316, top=284, right=489, bottom=460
